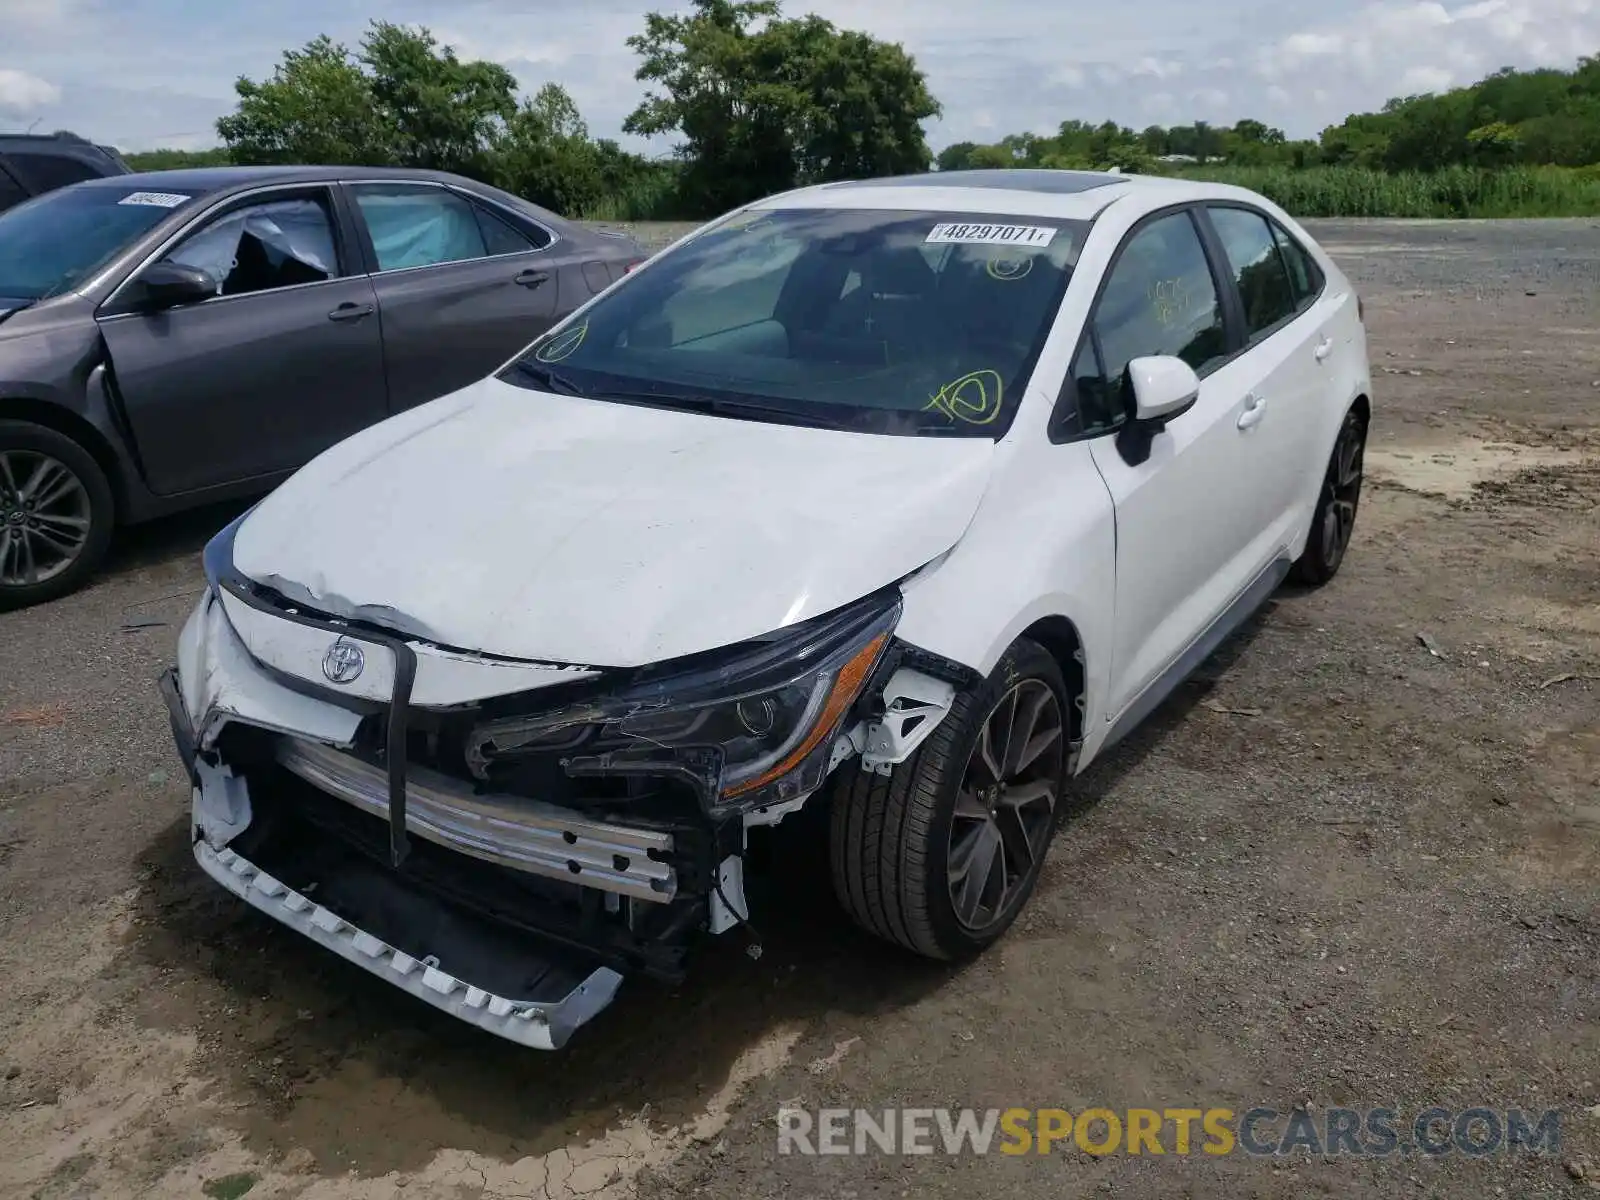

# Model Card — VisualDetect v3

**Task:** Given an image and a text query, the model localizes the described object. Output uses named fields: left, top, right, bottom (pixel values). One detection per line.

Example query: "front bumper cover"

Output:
left=161, top=586, right=665, bottom=1050
left=194, top=836, right=622, bottom=1050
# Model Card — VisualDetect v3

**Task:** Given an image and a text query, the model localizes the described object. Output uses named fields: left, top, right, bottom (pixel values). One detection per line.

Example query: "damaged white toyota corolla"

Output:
left=160, top=169, right=1372, bottom=1049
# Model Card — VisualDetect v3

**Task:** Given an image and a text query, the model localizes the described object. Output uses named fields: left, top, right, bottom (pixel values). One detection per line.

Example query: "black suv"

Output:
left=0, top=133, right=130, bottom=214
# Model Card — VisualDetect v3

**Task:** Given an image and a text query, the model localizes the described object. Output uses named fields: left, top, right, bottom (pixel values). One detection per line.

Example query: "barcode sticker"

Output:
left=118, top=191, right=191, bottom=208
left=926, top=223, right=1057, bottom=248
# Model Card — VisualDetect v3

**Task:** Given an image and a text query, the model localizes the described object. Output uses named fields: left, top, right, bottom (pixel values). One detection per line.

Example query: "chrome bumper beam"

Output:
left=275, top=737, right=677, bottom=903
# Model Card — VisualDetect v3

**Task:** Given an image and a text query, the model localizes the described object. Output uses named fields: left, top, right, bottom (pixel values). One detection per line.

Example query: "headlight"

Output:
left=468, top=592, right=900, bottom=810
left=202, top=507, right=253, bottom=593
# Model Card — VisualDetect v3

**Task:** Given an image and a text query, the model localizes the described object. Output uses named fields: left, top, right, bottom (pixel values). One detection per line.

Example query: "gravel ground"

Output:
left=0, top=218, right=1596, bottom=1200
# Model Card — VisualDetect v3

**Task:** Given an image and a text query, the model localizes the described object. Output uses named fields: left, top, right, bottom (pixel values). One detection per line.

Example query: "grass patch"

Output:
left=202, top=1173, right=260, bottom=1200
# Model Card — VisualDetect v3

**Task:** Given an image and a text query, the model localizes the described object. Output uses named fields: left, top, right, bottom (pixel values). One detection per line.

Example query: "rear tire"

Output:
left=829, top=639, right=1069, bottom=960
left=1290, top=405, right=1366, bottom=587
left=0, top=420, right=115, bottom=611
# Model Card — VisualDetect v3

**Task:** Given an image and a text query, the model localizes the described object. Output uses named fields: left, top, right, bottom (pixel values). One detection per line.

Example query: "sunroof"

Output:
left=833, top=169, right=1125, bottom=194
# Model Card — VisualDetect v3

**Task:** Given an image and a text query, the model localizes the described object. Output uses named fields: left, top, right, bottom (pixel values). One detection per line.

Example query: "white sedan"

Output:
left=161, top=168, right=1371, bottom=1049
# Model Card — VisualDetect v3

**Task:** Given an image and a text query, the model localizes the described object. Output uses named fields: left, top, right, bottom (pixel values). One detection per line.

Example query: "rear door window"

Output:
left=1207, top=206, right=1298, bottom=340
left=350, top=184, right=490, bottom=271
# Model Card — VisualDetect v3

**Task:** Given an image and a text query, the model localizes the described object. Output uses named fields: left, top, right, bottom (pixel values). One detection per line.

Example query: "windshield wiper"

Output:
left=587, top=388, right=844, bottom=430
left=508, top=360, right=585, bottom=395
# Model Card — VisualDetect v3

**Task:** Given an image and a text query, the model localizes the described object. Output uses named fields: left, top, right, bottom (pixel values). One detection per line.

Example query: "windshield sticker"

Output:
left=926, top=223, right=1056, bottom=248
left=534, top=320, right=587, bottom=363
left=985, top=255, right=1035, bottom=281
left=117, top=191, right=191, bottom=208
left=925, top=369, right=1004, bottom=425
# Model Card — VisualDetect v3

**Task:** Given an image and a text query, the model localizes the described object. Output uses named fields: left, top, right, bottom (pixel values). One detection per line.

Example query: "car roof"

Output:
left=751, top=169, right=1254, bottom=222
left=72, top=164, right=489, bottom=195
left=67, top=164, right=582, bottom=235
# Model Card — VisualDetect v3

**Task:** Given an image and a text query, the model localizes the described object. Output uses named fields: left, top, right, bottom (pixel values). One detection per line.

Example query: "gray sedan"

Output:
left=0, top=165, right=646, bottom=608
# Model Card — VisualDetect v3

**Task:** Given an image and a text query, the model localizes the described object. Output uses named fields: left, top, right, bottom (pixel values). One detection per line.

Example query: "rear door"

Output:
left=98, top=186, right=388, bottom=495
left=345, top=182, right=565, bottom=411
left=1199, top=204, right=1330, bottom=553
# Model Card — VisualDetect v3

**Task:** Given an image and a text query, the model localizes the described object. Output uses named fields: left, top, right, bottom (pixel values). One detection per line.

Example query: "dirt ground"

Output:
left=1, top=218, right=1597, bottom=1200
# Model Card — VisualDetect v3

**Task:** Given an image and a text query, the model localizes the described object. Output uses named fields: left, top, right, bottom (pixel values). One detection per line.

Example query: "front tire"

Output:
left=1291, top=405, right=1366, bottom=587
left=0, top=420, right=115, bottom=611
left=830, top=639, right=1069, bottom=960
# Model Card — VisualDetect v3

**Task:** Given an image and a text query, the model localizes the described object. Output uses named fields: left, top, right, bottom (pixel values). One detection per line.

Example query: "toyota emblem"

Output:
left=322, top=637, right=365, bottom=685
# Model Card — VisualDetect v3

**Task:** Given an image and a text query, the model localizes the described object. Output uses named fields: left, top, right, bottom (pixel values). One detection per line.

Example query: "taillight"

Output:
left=624, top=259, right=645, bottom=274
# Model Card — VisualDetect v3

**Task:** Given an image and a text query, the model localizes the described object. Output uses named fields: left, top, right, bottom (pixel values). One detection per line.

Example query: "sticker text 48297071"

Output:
left=925, top=223, right=1057, bottom=249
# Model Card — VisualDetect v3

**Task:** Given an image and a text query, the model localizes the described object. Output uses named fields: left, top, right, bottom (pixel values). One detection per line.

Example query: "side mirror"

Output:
left=134, top=261, right=216, bottom=310
left=1127, top=355, right=1200, bottom=425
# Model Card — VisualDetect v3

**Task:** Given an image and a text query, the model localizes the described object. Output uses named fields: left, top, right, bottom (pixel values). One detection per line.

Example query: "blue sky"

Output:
left=3, top=0, right=1596, bottom=152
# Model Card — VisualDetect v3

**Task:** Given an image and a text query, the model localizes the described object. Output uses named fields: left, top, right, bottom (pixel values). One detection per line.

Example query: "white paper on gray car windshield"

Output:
left=118, top=191, right=191, bottom=208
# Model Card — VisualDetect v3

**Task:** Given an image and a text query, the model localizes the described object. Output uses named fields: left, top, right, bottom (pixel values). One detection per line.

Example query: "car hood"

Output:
left=232, top=376, right=995, bottom=667
left=0, top=296, right=34, bottom=324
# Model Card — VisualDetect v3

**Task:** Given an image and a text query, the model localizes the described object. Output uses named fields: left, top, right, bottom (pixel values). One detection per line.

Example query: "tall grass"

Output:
left=1170, top=164, right=1600, bottom=218
left=579, top=168, right=690, bottom=222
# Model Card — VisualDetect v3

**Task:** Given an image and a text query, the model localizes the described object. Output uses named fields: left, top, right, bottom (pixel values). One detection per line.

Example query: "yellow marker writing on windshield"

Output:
left=925, top=369, right=1005, bottom=424
left=535, top=321, right=588, bottom=363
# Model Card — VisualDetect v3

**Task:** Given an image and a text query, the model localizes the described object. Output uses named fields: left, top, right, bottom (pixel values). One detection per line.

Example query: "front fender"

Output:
left=893, top=437, right=1116, bottom=747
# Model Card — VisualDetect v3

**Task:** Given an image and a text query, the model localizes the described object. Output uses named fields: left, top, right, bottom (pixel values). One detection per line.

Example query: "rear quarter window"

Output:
left=7, top=153, right=103, bottom=193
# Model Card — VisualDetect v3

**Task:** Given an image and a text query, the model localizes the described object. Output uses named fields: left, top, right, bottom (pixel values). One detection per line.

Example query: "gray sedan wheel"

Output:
left=0, top=420, right=115, bottom=610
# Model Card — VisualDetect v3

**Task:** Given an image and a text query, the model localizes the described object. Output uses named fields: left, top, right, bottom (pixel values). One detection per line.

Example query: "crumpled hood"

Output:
left=232, top=376, right=994, bottom=667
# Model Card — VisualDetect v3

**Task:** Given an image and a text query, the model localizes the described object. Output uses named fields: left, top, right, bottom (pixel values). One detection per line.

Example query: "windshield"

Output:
left=0, top=185, right=200, bottom=301
left=500, top=208, right=1089, bottom=438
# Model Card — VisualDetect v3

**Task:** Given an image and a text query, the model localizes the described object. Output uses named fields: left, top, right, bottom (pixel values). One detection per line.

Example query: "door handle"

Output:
left=328, top=302, right=374, bottom=322
left=514, top=269, right=550, bottom=289
left=1237, top=393, right=1267, bottom=430
left=1313, top=336, right=1334, bottom=362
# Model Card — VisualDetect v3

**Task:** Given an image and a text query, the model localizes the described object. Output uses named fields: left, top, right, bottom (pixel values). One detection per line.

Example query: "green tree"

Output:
left=217, top=34, right=393, bottom=165
left=218, top=23, right=517, bottom=177
left=493, top=83, right=604, bottom=213
left=123, top=147, right=233, bottom=171
left=1466, top=120, right=1520, bottom=164
left=936, top=141, right=980, bottom=171
left=360, top=23, right=517, bottom=175
left=624, top=0, right=939, bottom=211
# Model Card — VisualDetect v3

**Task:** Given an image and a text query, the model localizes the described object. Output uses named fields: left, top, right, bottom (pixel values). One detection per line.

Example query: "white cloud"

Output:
left=1259, top=0, right=1598, bottom=88
left=6, top=0, right=77, bottom=33
left=1134, top=57, right=1184, bottom=79
left=0, top=68, right=61, bottom=113
left=1398, top=64, right=1457, bottom=92
left=6, top=0, right=1600, bottom=152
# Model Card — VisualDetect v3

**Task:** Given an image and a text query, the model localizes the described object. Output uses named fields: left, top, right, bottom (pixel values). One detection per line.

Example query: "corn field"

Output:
left=1171, top=165, right=1600, bottom=218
